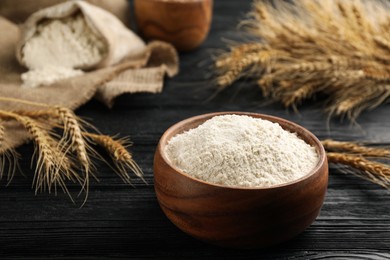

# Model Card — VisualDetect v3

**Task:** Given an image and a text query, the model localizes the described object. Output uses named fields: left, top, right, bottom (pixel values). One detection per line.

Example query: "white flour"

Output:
left=165, top=115, right=319, bottom=187
left=21, top=14, right=106, bottom=88
left=21, top=66, right=84, bottom=88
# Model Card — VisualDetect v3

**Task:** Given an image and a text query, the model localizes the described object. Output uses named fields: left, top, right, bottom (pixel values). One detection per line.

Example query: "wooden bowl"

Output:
left=154, top=112, right=328, bottom=248
left=134, top=0, right=213, bottom=52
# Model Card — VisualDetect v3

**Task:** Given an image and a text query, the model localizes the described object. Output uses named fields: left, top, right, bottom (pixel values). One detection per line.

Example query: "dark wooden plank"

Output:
left=1, top=0, right=390, bottom=258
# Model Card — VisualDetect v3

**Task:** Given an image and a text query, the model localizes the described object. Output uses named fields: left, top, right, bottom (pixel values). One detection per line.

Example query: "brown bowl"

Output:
left=134, top=0, right=213, bottom=52
left=154, top=112, right=328, bottom=248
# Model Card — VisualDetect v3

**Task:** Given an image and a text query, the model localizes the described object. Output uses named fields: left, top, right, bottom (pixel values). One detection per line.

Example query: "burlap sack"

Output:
left=0, top=0, right=130, bottom=25
left=16, top=1, right=145, bottom=70
left=0, top=16, right=178, bottom=152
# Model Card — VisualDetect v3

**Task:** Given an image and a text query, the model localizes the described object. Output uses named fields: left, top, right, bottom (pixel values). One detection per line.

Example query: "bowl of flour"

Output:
left=154, top=112, right=328, bottom=248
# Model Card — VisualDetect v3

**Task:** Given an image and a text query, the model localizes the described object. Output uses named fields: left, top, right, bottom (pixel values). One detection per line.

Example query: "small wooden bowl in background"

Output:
left=134, top=0, right=213, bottom=52
left=154, top=112, right=328, bottom=248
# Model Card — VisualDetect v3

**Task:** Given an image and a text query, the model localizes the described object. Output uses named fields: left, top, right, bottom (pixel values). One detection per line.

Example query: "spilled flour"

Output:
left=165, top=115, right=319, bottom=187
left=21, top=14, right=107, bottom=88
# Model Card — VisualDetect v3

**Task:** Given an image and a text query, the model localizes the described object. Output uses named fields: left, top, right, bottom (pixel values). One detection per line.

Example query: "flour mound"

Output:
left=21, top=66, right=84, bottom=88
left=21, top=14, right=106, bottom=88
left=165, top=115, right=319, bottom=187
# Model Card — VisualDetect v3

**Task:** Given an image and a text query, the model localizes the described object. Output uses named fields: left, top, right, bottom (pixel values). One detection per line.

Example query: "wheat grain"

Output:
left=334, top=95, right=369, bottom=117
left=0, top=121, right=21, bottom=184
left=51, top=106, right=98, bottom=203
left=53, top=107, right=91, bottom=172
left=6, top=113, right=66, bottom=193
left=25, top=123, right=63, bottom=192
left=0, top=123, right=4, bottom=151
left=0, top=123, right=5, bottom=181
left=217, top=53, right=262, bottom=86
left=281, top=83, right=316, bottom=107
left=363, top=67, right=390, bottom=81
left=374, top=36, right=390, bottom=53
left=0, top=109, right=83, bottom=200
left=86, top=133, right=143, bottom=184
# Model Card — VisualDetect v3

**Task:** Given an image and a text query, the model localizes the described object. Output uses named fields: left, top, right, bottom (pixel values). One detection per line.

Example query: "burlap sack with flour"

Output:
left=16, top=1, right=145, bottom=69
left=0, top=3, right=178, bottom=152
left=0, top=0, right=131, bottom=26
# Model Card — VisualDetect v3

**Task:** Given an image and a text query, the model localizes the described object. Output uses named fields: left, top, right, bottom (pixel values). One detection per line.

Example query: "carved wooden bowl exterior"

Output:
left=134, top=0, right=213, bottom=51
left=154, top=112, right=328, bottom=248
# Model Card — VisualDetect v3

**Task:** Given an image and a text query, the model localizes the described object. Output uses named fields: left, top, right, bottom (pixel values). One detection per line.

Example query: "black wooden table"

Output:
left=1, top=0, right=390, bottom=259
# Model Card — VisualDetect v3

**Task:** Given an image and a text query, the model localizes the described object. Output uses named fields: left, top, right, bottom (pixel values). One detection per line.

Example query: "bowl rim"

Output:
left=157, top=111, right=327, bottom=190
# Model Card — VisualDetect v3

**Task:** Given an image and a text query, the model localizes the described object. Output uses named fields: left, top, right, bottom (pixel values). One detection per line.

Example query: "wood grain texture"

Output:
left=0, top=0, right=389, bottom=258
left=134, top=0, right=212, bottom=51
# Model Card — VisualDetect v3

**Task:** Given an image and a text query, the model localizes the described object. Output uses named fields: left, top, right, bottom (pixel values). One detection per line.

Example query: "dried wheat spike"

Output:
left=54, top=107, right=91, bottom=171
left=11, top=114, right=77, bottom=194
left=0, top=98, right=145, bottom=204
left=0, top=120, right=21, bottom=184
left=217, top=53, right=262, bottom=87
left=322, top=139, right=390, bottom=158
left=0, top=122, right=4, bottom=178
left=0, top=122, right=9, bottom=182
left=281, top=83, right=316, bottom=108
left=214, top=0, right=390, bottom=119
left=86, top=133, right=144, bottom=184
left=327, top=152, right=390, bottom=189
left=51, top=106, right=98, bottom=200
left=216, top=43, right=264, bottom=69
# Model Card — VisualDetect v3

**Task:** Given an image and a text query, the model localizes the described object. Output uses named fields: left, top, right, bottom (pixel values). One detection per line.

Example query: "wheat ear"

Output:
left=53, top=107, right=95, bottom=173
left=0, top=122, right=5, bottom=181
left=0, top=110, right=79, bottom=197
left=322, top=139, right=390, bottom=158
left=214, top=0, right=390, bottom=119
left=0, top=122, right=19, bottom=183
left=1, top=108, right=143, bottom=184
left=327, top=152, right=390, bottom=189
left=0, top=97, right=145, bottom=203
left=52, top=107, right=103, bottom=206
left=86, top=133, right=144, bottom=184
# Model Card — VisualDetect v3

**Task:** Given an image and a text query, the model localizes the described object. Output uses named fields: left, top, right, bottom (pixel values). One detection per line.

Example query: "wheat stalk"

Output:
left=0, top=120, right=22, bottom=185
left=327, top=152, right=390, bottom=189
left=0, top=122, right=5, bottom=180
left=324, top=140, right=390, bottom=188
left=0, top=120, right=22, bottom=184
left=0, top=97, right=144, bottom=202
left=0, top=110, right=79, bottom=196
left=215, top=0, right=390, bottom=119
left=0, top=108, right=144, bottom=181
left=52, top=106, right=96, bottom=199
left=5, top=108, right=144, bottom=183
left=322, top=139, right=390, bottom=158
left=86, top=133, right=144, bottom=184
